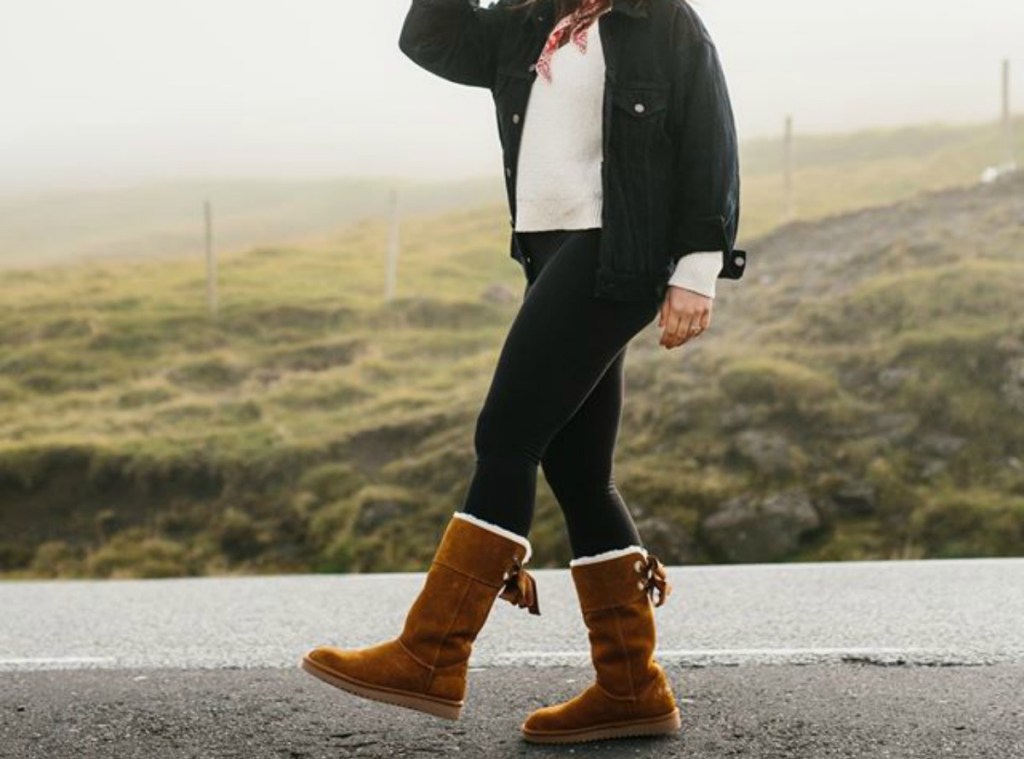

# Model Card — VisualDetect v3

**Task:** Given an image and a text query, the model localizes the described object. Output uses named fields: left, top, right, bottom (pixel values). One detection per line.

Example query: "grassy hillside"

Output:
left=0, top=206, right=523, bottom=576
left=740, top=116, right=1023, bottom=236
left=1, top=161, right=1021, bottom=578
left=0, top=116, right=1019, bottom=573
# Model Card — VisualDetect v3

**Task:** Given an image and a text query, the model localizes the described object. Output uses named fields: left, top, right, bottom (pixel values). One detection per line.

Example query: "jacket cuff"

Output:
left=673, top=214, right=748, bottom=280
left=668, top=251, right=720, bottom=298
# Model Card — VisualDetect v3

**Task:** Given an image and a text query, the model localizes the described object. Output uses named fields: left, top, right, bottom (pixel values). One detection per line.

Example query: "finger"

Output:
left=693, top=303, right=711, bottom=336
left=689, top=314, right=704, bottom=338
left=662, top=309, right=683, bottom=348
left=683, top=313, right=704, bottom=346
left=673, top=309, right=692, bottom=341
left=673, top=329, right=686, bottom=348
left=672, top=311, right=694, bottom=348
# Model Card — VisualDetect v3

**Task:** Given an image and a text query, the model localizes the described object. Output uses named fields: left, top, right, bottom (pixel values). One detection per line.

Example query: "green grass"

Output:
left=1, top=120, right=1022, bottom=578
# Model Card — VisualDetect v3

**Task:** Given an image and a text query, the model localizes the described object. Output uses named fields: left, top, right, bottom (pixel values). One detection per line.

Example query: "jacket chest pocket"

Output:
left=611, top=86, right=669, bottom=119
left=608, top=85, right=673, bottom=253
left=610, top=85, right=670, bottom=161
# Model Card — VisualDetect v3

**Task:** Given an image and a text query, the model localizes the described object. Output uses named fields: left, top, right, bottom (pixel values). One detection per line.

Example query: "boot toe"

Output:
left=305, top=639, right=410, bottom=684
left=305, top=644, right=345, bottom=669
left=305, top=643, right=366, bottom=676
left=302, top=639, right=464, bottom=720
left=522, top=704, right=562, bottom=733
left=522, top=683, right=678, bottom=740
left=521, top=688, right=599, bottom=734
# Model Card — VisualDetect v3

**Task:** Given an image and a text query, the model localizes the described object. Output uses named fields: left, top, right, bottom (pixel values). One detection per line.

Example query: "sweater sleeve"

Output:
left=667, top=251, right=721, bottom=298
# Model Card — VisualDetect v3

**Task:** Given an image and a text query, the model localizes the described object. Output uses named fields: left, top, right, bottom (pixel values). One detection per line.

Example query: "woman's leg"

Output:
left=539, top=344, right=642, bottom=558
left=515, top=231, right=642, bottom=556
left=460, top=228, right=659, bottom=540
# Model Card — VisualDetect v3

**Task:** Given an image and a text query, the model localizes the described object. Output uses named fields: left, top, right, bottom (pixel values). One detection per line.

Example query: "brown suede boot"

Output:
left=301, top=512, right=539, bottom=720
left=521, top=546, right=680, bottom=743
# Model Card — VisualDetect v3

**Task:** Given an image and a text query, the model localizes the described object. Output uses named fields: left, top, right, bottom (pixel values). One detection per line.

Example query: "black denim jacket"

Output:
left=398, top=0, right=747, bottom=303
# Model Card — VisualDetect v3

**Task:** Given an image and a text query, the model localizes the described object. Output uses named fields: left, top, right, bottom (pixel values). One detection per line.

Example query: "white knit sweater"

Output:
left=513, top=19, right=720, bottom=298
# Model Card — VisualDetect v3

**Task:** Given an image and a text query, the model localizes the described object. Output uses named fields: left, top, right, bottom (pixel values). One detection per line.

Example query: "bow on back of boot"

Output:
left=640, top=554, right=671, bottom=607
left=500, top=556, right=541, bottom=615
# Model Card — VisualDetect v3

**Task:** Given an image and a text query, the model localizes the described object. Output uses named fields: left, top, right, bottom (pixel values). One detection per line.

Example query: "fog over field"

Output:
left=1, top=0, right=1020, bottom=194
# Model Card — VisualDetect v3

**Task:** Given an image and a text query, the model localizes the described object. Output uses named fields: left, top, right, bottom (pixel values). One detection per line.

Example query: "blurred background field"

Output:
left=2, top=117, right=1022, bottom=579
left=2, top=117, right=1019, bottom=269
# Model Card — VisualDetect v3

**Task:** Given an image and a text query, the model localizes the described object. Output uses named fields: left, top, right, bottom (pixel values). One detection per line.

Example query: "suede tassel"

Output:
left=642, top=554, right=671, bottom=607
left=500, top=557, right=541, bottom=615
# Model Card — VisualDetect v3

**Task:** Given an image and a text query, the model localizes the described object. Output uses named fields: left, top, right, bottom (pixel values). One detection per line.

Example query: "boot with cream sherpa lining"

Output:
left=520, top=545, right=680, bottom=743
left=301, top=511, right=539, bottom=720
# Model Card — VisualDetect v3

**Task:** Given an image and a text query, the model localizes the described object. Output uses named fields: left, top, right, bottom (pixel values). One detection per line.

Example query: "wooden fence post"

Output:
left=783, top=114, right=795, bottom=222
left=1002, top=59, right=1016, bottom=168
left=385, top=188, right=400, bottom=302
left=204, top=199, right=218, bottom=319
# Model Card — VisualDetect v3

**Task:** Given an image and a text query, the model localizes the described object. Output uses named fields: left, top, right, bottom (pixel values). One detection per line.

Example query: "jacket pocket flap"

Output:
left=611, top=86, right=669, bottom=117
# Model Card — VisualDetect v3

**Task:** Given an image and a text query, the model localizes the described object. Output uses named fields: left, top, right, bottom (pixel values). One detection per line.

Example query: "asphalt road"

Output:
left=2, top=558, right=1022, bottom=757
left=2, top=664, right=1022, bottom=759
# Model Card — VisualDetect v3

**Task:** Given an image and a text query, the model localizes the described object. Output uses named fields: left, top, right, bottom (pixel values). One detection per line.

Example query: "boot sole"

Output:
left=300, top=655, right=463, bottom=721
left=521, top=708, right=681, bottom=743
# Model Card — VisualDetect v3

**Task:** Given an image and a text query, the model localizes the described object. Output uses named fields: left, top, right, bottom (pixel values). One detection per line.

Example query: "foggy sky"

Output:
left=1, top=0, right=1021, bottom=194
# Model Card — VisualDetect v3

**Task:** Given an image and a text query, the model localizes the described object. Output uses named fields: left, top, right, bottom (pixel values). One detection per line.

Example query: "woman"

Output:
left=301, top=0, right=746, bottom=744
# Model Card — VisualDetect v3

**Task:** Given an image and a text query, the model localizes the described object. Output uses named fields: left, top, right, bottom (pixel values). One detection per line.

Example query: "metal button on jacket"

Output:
left=512, top=113, right=520, bottom=124
left=633, top=102, right=645, bottom=113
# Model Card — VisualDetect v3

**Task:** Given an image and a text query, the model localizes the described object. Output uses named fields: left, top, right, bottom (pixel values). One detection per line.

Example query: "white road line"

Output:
left=490, top=647, right=951, bottom=665
left=0, top=648, right=1005, bottom=672
left=661, top=647, right=936, bottom=657
left=0, top=657, right=118, bottom=667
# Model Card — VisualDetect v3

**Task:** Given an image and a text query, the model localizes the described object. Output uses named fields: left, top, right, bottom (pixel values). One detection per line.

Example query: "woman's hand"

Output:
left=658, top=285, right=712, bottom=349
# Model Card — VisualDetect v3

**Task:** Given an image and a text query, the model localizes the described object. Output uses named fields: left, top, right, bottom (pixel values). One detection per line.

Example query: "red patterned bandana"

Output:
left=534, top=0, right=613, bottom=83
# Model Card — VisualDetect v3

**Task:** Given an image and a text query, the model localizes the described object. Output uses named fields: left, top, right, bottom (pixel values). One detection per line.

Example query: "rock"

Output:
left=354, top=498, right=414, bottom=534
left=837, top=365, right=873, bottom=390
left=655, top=406, right=695, bottom=437
left=700, top=489, right=821, bottom=563
left=877, top=366, right=919, bottom=390
left=827, top=477, right=878, bottom=516
left=250, top=369, right=281, bottom=388
left=871, top=412, right=919, bottom=443
left=916, top=432, right=967, bottom=457
left=719, top=404, right=758, bottom=430
left=634, top=516, right=698, bottom=564
left=481, top=283, right=518, bottom=304
left=1001, top=357, right=1024, bottom=412
left=920, top=459, right=948, bottom=480
left=730, top=429, right=795, bottom=475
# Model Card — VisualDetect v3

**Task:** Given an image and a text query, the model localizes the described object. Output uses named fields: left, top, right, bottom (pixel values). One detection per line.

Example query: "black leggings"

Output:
left=459, top=228, right=661, bottom=558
